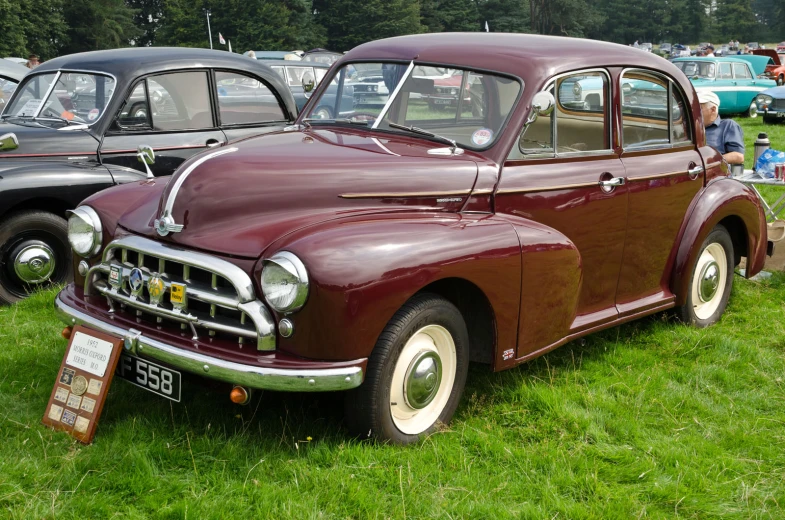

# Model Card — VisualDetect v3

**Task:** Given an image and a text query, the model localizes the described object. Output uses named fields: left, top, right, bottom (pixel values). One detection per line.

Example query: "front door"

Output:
left=100, top=71, right=226, bottom=176
left=615, top=70, right=703, bottom=314
left=498, top=70, right=628, bottom=357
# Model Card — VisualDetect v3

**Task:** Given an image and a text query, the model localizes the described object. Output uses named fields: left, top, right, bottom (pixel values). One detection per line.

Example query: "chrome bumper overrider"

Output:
left=55, top=295, right=365, bottom=392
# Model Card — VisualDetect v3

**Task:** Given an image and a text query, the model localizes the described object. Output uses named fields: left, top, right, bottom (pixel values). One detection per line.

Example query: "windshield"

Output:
left=674, top=61, right=715, bottom=79
left=3, top=71, right=116, bottom=125
left=302, top=61, right=522, bottom=150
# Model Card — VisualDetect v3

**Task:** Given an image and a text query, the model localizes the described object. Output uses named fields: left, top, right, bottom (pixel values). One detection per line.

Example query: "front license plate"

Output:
left=777, top=112, right=785, bottom=118
left=116, top=354, right=181, bottom=402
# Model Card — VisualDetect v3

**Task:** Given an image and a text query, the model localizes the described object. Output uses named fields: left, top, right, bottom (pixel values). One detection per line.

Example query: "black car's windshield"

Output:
left=674, top=61, right=716, bottom=79
left=303, top=61, right=522, bottom=150
left=3, top=71, right=116, bottom=125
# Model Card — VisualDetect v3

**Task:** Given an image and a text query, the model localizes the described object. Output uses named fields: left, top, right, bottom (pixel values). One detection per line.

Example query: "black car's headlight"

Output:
left=261, top=252, right=309, bottom=313
left=67, top=206, right=102, bottom=257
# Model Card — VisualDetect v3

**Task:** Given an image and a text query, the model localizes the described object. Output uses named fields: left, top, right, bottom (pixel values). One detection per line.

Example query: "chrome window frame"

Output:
left=619, top=67, right=694, bottom=152
left=515, top=67, right=614, bottom=160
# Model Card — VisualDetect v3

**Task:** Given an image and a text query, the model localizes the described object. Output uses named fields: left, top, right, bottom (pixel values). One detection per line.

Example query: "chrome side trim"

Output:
left=339, top=189, right=472, bottom=199
left=496, top=181, right=599, bottom=194
left=101, top=235, right=255, bottom=302
left=157, top=147, right=238, bottom=235
left=627, top=169, right=687, bottom=182
left=56, top=296, right=364, bottom=392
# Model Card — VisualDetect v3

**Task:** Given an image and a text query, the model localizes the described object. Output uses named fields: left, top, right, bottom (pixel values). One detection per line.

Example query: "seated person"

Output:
left=699, top=91, right=744, bottom=165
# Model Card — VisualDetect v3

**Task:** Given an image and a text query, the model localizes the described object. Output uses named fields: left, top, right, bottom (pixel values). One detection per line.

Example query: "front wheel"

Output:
left=344, top=293, right=469, bottom=444
left=677, top=225, right=734, bottom=327
left=747, top=101, right=758, bottom=118
left=0, top=211, right=72, bottom=304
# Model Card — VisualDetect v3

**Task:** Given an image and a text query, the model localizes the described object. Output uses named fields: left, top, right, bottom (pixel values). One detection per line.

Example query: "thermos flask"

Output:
left=753, top=133, right=770, bottom=172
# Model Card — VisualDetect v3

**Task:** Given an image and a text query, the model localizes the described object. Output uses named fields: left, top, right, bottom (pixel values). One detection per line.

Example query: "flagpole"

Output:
left=206, top=10, right=213, bottom=49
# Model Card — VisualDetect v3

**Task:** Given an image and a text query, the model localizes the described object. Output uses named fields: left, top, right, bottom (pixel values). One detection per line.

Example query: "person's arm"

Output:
left=723, top=121, right=745, bottom=165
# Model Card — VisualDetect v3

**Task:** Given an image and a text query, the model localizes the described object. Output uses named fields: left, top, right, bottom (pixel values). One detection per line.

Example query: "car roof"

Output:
left=29, top=47, right=298, bottom=120
left=343, top=33, right=687, bottom=88
left=253, top=51, right=298, bottom=60
left=0, top=59, right=29, bottom=81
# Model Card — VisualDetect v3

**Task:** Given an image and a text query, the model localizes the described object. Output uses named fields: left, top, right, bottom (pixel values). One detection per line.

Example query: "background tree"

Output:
left=60, top=0, right=140, bottom=54
left=421, top=0, right=481, bottom=33
left=313, top=0, right=422, bottom=51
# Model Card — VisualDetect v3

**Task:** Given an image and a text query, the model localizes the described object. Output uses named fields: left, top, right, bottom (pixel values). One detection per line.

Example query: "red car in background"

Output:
left=753, top=49, right=785, bottom=86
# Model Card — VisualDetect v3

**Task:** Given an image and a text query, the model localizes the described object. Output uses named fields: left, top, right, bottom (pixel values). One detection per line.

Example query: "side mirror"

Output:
left=136, top=145, right=155, bottom=180
left=526, top=91, right=555, bottom=124
left=0, top=132, right=19, bottom=151
left=302, top=72, right=315, bottom=98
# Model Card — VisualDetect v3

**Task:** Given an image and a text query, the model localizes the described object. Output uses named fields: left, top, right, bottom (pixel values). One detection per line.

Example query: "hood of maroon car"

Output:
left=117, top=127, right=481, bottom=258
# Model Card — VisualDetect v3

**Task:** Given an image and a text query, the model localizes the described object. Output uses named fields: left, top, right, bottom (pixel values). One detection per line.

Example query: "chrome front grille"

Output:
left=773, top=98, right=785, bottom=110
left=85, top=235, right=275, bottom=351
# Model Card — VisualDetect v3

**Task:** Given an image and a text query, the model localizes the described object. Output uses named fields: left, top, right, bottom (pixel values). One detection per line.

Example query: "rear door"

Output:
left=616, top=70, right=703, bottom=314
left=715, top=62, right=738, bottom=109
left=214, top=70, right=291, bottom=142
left=100, top=71, right=225, bottom=176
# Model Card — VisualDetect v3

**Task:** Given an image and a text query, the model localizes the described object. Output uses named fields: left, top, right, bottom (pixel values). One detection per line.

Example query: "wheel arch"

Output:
left=0, top=197, right=71, bottom=221
left=671, top=178, right=767, bottom=305
left=417, top=278, right=495, bottom=365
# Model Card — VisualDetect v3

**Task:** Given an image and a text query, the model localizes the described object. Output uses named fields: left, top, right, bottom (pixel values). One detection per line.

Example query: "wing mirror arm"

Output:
left=136, top=145, right=155, bottom=180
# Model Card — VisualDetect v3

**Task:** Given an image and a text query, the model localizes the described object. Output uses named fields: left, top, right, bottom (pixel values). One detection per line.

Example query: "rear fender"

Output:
left=259, top=213, right=522, bottom=366
left=671, top=178, right=767, bottom=305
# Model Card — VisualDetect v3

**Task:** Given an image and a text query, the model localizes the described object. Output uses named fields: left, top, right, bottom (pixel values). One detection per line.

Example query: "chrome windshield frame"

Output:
left=371, top=60, right=415, bottom=129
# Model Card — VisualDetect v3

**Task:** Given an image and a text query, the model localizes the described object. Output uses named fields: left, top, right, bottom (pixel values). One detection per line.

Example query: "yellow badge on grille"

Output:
left=170, top=282, right=186, bottom=309
left=148, top=275, right=165, bottom=306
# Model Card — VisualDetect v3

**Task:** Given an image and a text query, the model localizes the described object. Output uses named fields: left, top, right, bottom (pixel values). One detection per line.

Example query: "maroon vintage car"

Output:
left=56, top=33, right=771, bottom=444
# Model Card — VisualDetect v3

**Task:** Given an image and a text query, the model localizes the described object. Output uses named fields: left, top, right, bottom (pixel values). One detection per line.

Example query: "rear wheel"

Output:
left=312, top=105, right=333, bottom=120
left=0, top=211, right=72, bottom=305
left=344, top=293, right=469, bottom=444
left=676, top=225, right=734, bottom=327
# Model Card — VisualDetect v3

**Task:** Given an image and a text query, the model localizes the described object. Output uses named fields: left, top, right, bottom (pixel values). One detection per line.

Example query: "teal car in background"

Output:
left=672, top=57, right=776, bottom=117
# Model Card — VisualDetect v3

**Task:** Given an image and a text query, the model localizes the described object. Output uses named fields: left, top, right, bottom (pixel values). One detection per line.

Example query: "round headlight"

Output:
left=67, top=206, right=102, bottom=257
left=261, top=251, right=309, bottom=313
left=758, top=94, right=773, bottom=106
left=573, top=82, right=582, bottom=97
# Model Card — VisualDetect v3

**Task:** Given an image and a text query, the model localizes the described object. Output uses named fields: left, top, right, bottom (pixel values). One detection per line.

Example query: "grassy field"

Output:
left=0, top=118, right=784, bottom=519
left=1, top=280, right=784, bottom=517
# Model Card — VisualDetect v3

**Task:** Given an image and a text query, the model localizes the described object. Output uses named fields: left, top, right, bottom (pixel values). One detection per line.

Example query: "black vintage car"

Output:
left=0, top=47, right=296, bottom=304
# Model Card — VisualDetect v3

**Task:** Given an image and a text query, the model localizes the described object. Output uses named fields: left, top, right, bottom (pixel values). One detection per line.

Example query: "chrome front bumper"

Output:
left=55, top=295, right=365, bottom=392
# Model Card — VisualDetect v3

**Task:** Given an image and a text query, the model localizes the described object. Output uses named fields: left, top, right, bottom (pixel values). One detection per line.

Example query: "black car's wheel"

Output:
left=344, top=293, right=469, bottom=444
left=676, top=225, right=734, bottom=328
left=0, top=211, right=72, bottom=305
left=312, top=106, right=333, bottom=120
left=746, top=101, right=758, bottom=118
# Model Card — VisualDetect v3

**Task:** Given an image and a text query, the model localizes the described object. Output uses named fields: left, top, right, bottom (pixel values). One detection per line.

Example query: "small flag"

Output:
left=218, top=33, right=226, bottom=45
left=228, top=40, right=232, bottom=53
left=485, top=21, right=489, bottom=32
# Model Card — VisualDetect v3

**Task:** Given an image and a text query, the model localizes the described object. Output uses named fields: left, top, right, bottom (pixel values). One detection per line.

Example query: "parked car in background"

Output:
left=263, top=60, right=331, bottom=111
left=253, top=50, right=302, bottom=61
left=301, top=48, right=343, bottom=65
left=751, top=49, right=785, bottom=85
left=673, top=56, right=776, bottom=116
left=0, top=47, right=296, bottom=304
left=4, top=57, right=28, bottom=66
left=748, top=42, right=760, bottom=51
left=0, top=59, right=27, bottom=110
left=714, top=45, right=731, bottom=57
left=671, top=44, right=691, bottom=58
left=755, top=86, right=785, bottom=123
left=55, top=33, right=770, bottom=444
left=778, top=42, right=785, bottom=53
left=659, top=43, right=672, bottom=56
left=640, top=42, right=653, bottom=53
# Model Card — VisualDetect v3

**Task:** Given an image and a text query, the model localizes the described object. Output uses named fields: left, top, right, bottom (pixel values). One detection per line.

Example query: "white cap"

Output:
left=697, top=90, right=720, bottom=108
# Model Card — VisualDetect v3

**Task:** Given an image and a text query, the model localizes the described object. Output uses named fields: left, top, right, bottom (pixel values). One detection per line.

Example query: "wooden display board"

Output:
left=42, top=325, right=124, bottom=444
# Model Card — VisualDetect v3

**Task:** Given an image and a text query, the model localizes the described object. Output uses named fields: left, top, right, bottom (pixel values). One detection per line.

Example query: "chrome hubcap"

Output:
left=404, top=351, right=442, bottom=409
left=698, top=260, right=720, bottom=302
left=13, top=244, right=56, bottom=284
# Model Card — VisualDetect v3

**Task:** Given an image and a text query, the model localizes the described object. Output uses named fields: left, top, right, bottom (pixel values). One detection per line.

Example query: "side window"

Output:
left=285, top=66, right=314, bottom=87
left=513, top=70, right=609, bottom=159
left=271, top=66, right=285, bottom=81
left=148, top=72, right=212, bottom=131
left=115, top=82, right=150, bottom=129
left=215, top=71, right=286, bottom=125
left=732, top=63, right=751, bottom=79
left=670, top=87, right=692, bottom=145
left=621, top=72, right=669, bottom=148
left=718, top=63, right=732, bottom=79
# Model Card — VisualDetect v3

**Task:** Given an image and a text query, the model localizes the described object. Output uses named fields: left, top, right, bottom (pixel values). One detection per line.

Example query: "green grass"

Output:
left=1, top=274, right=785, bottom=518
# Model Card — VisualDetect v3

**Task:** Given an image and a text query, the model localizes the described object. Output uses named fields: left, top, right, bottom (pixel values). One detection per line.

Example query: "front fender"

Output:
left=260, top=213, right=522, bottom=363
left=671, top=177, right=766, bottom=305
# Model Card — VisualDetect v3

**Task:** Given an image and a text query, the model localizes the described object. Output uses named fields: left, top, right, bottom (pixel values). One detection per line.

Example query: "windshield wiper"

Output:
left=302, top=117, right=370, bottom=125
left=387, top=122, right=460, bottom=152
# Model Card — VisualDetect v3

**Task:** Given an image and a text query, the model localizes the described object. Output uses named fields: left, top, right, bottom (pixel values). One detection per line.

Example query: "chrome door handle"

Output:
left=688, top=165, right=704, bottom=179
left=206, top=139, right=222, bottom=148
left=598, top=177, right=626, bottom=187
